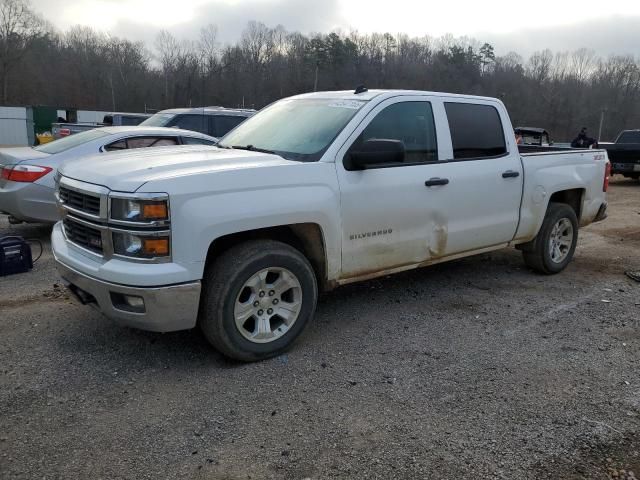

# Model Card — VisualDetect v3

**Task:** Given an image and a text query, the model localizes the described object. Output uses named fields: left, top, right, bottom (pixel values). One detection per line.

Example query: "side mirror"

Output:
left=345, top=139, right=405, bottom=170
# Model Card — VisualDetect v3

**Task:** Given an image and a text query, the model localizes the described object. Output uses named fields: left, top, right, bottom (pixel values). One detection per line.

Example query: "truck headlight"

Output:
left=110, top=197, right=169, bottom=223
left=112, top=231, right=170, bottom=259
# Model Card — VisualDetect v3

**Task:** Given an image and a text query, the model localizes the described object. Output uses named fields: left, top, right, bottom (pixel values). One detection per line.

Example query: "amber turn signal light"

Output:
left=142, top=238, right=169, bottom=256
left=142, top=203, right=168, bottom=220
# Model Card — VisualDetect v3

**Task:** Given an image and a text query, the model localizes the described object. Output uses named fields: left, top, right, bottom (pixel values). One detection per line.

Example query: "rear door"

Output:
left=434, top=99, right=523, bottom=255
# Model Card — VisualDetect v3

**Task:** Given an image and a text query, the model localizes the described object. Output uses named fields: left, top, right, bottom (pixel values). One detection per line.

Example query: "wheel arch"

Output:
left=204, top=223, right=330, bottom=291
left=548, top=188, right=585, bottom=222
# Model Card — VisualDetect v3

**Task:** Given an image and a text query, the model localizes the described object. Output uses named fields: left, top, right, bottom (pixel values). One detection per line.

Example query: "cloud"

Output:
left=31, top=0, right=345, bottom=46
left=28, top=0, right=640, bottom=60
left=480, top=15, right=640, bottom=58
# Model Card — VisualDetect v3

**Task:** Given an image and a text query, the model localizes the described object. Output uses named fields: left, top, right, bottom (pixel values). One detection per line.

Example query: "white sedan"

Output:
left=0, top=126, right=217, bottom=223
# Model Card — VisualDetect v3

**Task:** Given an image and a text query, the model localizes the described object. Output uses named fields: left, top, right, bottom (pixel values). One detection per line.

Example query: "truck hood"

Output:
left=0, top=147, right=50, bottom=166
left=59, top=146, right=300, bottom=192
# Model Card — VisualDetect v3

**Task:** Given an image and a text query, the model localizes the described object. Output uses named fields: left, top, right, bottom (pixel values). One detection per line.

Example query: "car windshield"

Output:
left=139, top=113, right=176, bottom=127
left=218, top=98, right=367, bottom=162
left=34, top=129, right=111, bottom=154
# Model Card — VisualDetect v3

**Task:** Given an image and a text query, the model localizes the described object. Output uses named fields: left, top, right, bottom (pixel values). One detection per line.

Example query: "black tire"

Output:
left=521, top=202, right=579, bottom=274
left=199, top=240, right=318, bottom=361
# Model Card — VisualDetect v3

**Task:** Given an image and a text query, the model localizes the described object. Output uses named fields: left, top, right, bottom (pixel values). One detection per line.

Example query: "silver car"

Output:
left=0, top=126, right=217, bottom=224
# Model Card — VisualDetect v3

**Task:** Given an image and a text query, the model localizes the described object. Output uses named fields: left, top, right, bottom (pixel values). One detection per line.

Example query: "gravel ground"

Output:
left=1, top=177, right=639, bottom=479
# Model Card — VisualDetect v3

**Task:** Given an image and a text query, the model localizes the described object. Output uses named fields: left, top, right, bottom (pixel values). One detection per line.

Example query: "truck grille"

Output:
left=59, top=186, right=101, bottom=216
left=63, top=217, right=103, bottom=254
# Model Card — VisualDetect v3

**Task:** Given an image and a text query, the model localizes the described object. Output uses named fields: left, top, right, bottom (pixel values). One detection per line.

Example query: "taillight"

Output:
left=1, top=165, right=53, bottom=183
left=603, top=162, right=611, bottom=192
left=59, top=128, right=71, bottom=137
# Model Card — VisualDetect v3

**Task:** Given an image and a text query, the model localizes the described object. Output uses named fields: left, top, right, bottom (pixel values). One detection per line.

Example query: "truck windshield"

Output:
left=218, top=98, right=367, bottom=162
left=139, top=113, right=176, bottom=127
left=34, top=129, right=111, bottom=154
left=617, top=131, right=640, bottom=143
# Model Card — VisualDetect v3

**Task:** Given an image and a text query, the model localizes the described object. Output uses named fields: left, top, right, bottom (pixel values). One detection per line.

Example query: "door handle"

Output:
left=502, top=170, right=520, bottom=178
left=425, top=177, right=450, bottom=187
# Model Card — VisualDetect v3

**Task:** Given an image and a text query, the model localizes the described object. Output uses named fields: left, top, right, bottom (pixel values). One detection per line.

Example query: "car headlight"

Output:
left=112, top=231, right=170, bottom=259
left=110, top=196, right=169, bottom=223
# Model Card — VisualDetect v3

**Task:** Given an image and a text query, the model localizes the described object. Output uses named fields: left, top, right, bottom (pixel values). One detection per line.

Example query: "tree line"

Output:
left=1, top=0, right=640, bottom=141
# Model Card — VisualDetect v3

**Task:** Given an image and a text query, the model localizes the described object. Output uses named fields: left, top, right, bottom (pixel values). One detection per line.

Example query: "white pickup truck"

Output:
left=52, top=89, right=610, bottom=361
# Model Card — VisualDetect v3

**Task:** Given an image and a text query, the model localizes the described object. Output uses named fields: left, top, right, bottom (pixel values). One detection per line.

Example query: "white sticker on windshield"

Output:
left=327, top=100, right=364, bottom=110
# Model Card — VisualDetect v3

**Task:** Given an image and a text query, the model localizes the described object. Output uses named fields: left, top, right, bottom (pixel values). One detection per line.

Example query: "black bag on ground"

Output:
left=0, top=236, right=33, bottom=277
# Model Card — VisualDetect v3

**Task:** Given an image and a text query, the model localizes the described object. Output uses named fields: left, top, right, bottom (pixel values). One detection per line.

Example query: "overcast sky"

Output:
left=30, top=0, right=640, bottom=58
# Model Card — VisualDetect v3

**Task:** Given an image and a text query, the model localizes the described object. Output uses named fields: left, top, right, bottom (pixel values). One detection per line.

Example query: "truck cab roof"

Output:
left=290, top=89, right=503, bottom=103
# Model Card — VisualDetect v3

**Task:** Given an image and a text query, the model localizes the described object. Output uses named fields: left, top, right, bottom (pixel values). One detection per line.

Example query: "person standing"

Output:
left=571, top=127, right=597, bottom=148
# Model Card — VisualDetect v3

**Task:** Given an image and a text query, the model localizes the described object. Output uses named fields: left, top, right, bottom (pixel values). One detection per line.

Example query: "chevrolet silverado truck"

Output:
left=599, top=130, right=640, bottom=180
left=51, top=89, right=610, bottom=361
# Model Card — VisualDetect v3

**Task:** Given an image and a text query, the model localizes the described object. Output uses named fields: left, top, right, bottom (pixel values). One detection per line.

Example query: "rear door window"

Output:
left=170, top=114, right=207, bottom=134
left=444, top=103, right=507, bottom=159
left=213, top=116, right=246, bottom=137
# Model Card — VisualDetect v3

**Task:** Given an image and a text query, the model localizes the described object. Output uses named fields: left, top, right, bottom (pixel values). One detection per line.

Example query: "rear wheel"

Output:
left=199, top=240, right=318, bottom=361
left=521, top=203, right=579, bottom=274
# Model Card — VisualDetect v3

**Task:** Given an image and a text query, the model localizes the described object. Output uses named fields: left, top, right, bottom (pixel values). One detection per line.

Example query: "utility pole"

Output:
left=597, top=108, right=606, bottom=142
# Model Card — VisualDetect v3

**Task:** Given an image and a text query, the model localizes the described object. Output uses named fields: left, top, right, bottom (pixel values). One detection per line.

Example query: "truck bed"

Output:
left=516, top=147, right=608, bottom=242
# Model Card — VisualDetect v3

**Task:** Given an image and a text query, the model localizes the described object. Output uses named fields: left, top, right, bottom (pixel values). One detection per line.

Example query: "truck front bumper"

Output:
left=56, top=259, right=201, bottom=332
left=52, top=221, right=201, bottom=332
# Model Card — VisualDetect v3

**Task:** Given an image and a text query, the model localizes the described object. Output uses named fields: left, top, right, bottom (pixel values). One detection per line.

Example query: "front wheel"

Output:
left=199, top=240, right=318, bottom=361
left=521, top=203, right=579, bottom=274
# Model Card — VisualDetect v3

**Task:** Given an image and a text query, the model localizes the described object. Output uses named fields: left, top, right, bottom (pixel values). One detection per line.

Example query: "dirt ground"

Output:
left=0, top=177, right=639, bottom=480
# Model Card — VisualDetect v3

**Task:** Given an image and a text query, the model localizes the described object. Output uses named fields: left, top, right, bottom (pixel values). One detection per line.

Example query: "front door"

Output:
left=335, top=97, right=447, bottom=278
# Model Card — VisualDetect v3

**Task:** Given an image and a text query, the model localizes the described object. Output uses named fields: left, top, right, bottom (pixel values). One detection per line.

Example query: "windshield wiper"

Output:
left=228, top=144, right=276, bottom=155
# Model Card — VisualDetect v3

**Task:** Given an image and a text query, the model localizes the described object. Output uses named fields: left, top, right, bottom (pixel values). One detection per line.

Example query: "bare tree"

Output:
left=527, top=49, right=553, bottom=84
left=241, top=21, right=274, bottom=66
left=0, top=0, right=44, bottom=102
left=198, top=24, right=218, bottom=75
left=155, top=30, right=182, bottom=106
left=569, top=48, right=596, bottom=82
